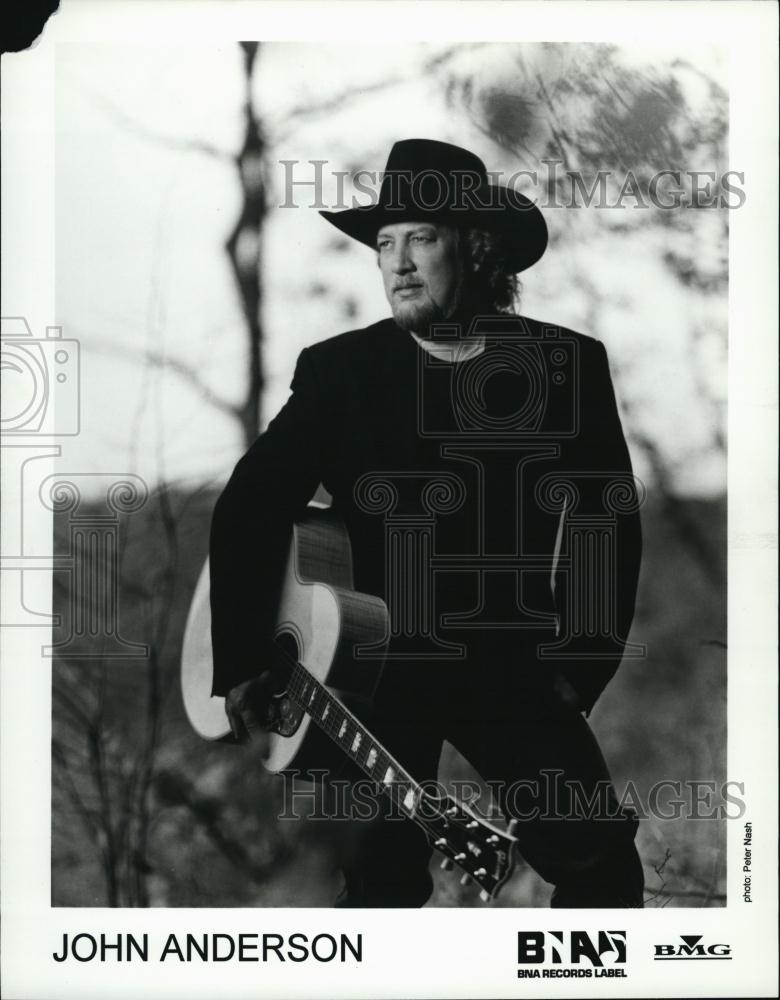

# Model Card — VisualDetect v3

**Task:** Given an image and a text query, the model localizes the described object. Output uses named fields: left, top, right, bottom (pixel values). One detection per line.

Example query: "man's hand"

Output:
left=224, top=671, right=279, bottom=747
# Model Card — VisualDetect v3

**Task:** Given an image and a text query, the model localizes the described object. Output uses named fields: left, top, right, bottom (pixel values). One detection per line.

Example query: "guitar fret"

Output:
left=207, top=623, right=515, bottom=905
left=372, top=750, right=388, bottom=779
left=287, top=663, right=419, bottom=807
left=193, top=506, right=517, bottom=903
left=355, top=732, right=374, bottom=771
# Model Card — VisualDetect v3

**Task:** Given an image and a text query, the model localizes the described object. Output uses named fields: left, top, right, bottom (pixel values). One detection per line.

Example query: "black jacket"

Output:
left=209, top=314, right=642, bottom=714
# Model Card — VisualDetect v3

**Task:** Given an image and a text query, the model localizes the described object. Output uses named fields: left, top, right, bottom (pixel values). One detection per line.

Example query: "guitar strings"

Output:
left=270, top=642, right=509, bottom=884
left=280, top=645, right=456, bottom=829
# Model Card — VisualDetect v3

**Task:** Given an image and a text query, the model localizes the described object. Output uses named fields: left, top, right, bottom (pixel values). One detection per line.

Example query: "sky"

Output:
left=51, top=40, right=729, bottom=498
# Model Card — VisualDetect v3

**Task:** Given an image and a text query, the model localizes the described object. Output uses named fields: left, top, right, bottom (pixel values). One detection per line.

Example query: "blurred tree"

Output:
left=52, top=481, right=177, bottom=906
left=52, top=41, right=729, bottom=909
left=226, top=42, right=266, bottom=446
left=444, top=43, right=727, bottom=580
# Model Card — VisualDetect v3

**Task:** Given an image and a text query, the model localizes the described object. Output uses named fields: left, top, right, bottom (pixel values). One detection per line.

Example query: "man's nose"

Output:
left=390, top=243, right=414, bottom=273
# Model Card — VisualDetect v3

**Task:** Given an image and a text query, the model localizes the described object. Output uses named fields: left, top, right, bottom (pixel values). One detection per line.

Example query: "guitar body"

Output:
left=182, top=507, right=389, bottom=773
left=182, top=506, right=519, bottom=900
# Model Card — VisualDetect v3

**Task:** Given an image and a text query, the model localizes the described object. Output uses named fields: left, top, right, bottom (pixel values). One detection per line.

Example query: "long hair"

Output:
left=460, top=227, right=520, bottom=313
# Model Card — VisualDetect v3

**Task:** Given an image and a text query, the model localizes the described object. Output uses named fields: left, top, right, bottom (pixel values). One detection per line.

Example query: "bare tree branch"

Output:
left=53, top=736, right=116, bottom=905
left=77, top=335, right=242, bottom=422
left=153, top=769, right=295, bottom=885
left=53, top=684, right=95, bottom=731
left=224, top=42, right=266, bottom=444
left=273, top=44, right=482, bottom=142
left=68, top=75, right=235, bottom=164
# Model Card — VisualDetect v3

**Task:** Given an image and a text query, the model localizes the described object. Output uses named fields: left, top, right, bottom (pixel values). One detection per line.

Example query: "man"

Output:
left=209, top=139, right=644, bottom=907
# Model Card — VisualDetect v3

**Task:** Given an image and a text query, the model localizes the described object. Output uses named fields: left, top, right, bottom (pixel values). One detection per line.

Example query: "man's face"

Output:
left=376, top=221, right=463, bottom=333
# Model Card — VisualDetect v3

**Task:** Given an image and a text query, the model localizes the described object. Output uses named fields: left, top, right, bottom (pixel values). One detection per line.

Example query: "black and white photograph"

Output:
left=1, top=2, right=777, bottom=997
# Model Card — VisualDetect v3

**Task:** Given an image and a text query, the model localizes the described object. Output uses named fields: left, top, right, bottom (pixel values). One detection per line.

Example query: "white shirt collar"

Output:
left=410, top=331, right=486, bottom=363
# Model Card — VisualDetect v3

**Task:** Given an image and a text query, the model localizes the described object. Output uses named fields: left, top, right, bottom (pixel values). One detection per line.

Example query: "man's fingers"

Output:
left=225, top=672, right=280, bottom=744
left=239, top=705, right=265, bottom=737
left=226, top=703, right=248, bottom=744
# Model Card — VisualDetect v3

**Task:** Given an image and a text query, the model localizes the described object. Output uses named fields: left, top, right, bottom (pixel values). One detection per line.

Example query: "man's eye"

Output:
left=377, top=241, right=392, bottom=251
left=412, top=235, right=433, bottom=243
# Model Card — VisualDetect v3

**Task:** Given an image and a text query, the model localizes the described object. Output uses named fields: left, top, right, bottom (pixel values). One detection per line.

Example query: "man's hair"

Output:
left=461, top=227, right=520, bottom=313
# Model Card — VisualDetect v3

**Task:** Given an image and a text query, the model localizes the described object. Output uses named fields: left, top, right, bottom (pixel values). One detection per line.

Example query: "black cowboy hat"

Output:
left=319, top=138, right=547, bottom=274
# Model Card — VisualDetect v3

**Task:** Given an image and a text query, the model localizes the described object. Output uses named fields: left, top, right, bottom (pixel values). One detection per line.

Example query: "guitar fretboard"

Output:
left=266, top=643, right=515, bottom=900
left=283, top=655, right=424, bottom=819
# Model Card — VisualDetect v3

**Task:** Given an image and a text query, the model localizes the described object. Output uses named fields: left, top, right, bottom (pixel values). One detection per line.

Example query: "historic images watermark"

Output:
left=278, top=159, right=746, bottom=211
left=278, top=772, right=747, bottom=823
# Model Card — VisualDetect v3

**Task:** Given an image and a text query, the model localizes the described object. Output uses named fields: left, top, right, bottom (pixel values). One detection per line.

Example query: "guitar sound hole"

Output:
left=274, top=630, right=300, bottom=665
left=272, top=630, right=304, bottom=736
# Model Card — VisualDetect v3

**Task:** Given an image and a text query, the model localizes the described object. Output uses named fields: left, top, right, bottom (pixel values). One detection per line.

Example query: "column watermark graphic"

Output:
left=534, top=473, right=646, bottom=661
left=351, top=316, right=647, bottom=664
left=1, top=316, right=149, bottom=658
left=40, top=474, right=149, bottom=658
left=354, top=471, right=468, bottom=659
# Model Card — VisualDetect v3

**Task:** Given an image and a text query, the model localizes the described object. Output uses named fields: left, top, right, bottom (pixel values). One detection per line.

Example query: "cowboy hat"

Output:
left=319, top=138, right=548, bottom=274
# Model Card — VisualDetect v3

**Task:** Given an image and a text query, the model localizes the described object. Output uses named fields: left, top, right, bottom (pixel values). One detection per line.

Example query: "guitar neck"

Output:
left=285, top=659, right=424, bottom=816
left=275, top=648, right=518, bottom=901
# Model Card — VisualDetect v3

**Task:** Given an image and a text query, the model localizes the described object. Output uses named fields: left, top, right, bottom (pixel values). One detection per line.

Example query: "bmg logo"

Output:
left=1, top=317, right=80, bottom=435
left=518, top=930, right=627, bottom=967
left=654, top=935, right=732, bottom=960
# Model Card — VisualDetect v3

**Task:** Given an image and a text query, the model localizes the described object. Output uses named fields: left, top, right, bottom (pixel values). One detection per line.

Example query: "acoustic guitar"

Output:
left=181, top=506, right=518, bottom=901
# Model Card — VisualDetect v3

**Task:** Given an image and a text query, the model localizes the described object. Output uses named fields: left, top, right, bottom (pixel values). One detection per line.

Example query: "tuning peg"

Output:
left=474, top=867, right=487, bottom=878
left=440, top=858, right=453, bottom=871
left=480, top=889, right=491, bottom=903
left=486, top=834, right=499, bottom=845
left=434, top=837, right=448, bottom=848
left=466, top=820, right=478, bottom=829
left=454, top=852, right=467, bottom=862
left=460, top=873, right=471, bottom=886
left=507, top=819, right=519, bottom=837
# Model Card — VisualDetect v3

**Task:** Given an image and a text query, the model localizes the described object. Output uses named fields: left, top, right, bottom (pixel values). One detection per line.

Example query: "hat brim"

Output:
left=319, top=185, right=547, bottom=274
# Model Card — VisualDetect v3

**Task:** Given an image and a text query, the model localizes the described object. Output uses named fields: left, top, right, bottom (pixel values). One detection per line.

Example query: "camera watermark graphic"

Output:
left=1, top=317, right=80, bottom=436
left=1, top=316, right=148, bottom=657
left=418, top=318, right=580, bottom=439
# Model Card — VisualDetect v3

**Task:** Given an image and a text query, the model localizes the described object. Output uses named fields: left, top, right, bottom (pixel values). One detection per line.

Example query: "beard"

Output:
left=390, top=295, right=448, bottom=334
left=390, top=284, right=487, bottom=340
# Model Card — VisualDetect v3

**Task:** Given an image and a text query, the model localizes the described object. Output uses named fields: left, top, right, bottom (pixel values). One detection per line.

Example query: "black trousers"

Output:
left=330, top=647, right=644, bottom=908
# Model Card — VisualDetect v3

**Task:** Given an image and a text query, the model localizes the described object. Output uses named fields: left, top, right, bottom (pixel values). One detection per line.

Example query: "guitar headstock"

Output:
left=423, top=793, right=518, bottom=901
